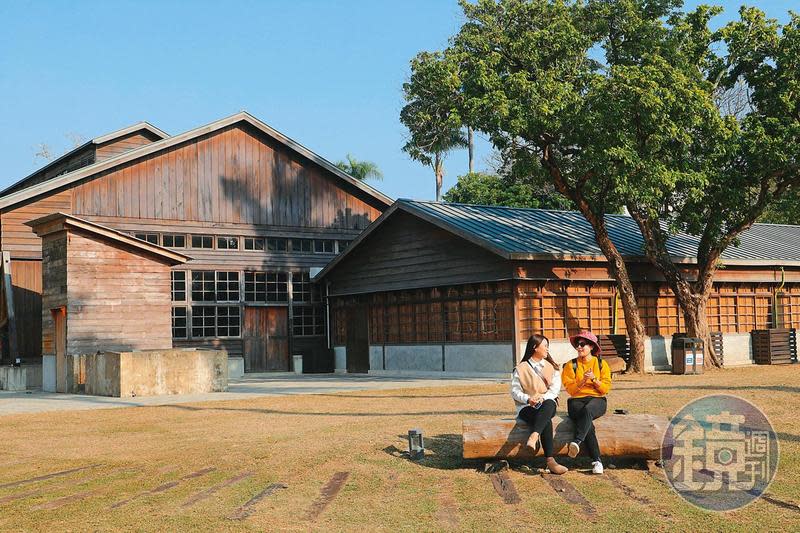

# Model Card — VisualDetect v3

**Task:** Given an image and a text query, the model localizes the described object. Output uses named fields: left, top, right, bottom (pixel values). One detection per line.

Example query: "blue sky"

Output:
left=0, top=1, right=795, bottom=201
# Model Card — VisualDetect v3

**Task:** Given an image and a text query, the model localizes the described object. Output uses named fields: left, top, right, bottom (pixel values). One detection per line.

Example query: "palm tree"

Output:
left=334, top=154, right=383, bottom=182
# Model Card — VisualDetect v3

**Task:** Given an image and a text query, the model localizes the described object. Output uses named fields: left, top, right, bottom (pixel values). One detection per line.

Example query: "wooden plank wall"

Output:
left=327, top=211, right=513, bottom=296
left=10, top=259, right=42, bottom=359
left=0, top=190, right=72, bottom=259
left=95, top=131, right=161, bottom=162
left=2, top=146, right=94, bottom=197
left=40, top=234, right=67, bottom=356
left=72, top=124, right=382, bottom=229
left=64, top=230, right=173, bottom=354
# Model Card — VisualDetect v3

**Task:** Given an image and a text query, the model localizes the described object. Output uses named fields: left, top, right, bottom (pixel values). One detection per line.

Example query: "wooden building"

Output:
left=26, top=213, right=189, bottom=392
left=316, top=200, right=800, bottom=373
left=1, top=112, right=391, bottom=376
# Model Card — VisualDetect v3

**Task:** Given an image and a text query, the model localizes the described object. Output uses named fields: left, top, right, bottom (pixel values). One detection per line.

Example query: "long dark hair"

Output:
left=521, top=334, right=559, bottom=370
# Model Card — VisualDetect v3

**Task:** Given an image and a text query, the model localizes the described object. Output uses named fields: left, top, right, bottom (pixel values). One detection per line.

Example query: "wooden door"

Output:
left=243, top=307, right=289, bottom=372
left=346, top=304, right=369, bottom=373
left=51, top=307, right=66, bottom=393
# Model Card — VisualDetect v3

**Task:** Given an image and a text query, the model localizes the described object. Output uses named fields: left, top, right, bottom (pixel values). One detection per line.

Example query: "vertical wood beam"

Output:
left=511, top=279, right=522, bottom=367
left=2, top=252, right=18, bottom=362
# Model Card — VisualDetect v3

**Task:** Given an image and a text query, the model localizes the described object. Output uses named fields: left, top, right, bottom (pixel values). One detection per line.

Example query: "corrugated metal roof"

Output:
left=401, top=199, right=800, bottom=264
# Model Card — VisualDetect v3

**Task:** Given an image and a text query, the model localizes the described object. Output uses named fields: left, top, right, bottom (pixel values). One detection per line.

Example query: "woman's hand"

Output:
left=584, top=370, right=595, bottom=380
left=528, top=395, right=543, bottom=407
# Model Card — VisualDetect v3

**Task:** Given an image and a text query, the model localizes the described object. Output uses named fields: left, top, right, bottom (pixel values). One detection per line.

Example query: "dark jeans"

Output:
left=567, top=396, right=607, bottom=461
left=518, top=399, right=557, bottom=458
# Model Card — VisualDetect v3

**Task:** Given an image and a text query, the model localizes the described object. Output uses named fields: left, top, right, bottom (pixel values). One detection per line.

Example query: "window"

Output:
left=163, top=234, right=186, bottom=248
left=337, top=240, right=352, bottom=253
left=244, top=237, right=265, bottom=251
left=292, top=272, right=320, bottom=303
left=171, top=271, right=186, bottom=302
left=216, top=306, right=241, bottom=337
left=191, top=306, right=216, bottom=337
left=293, top=305, right=325, bottom=336
left=268, top=238, right=288, bottom=251
left=191, top=235, right=213, bottom=249
left=314, top=239, right=335, bottom=254
left=191, top=306, right=240, bottom=337
left=244, top=272, right=288, bottom=303
left=217, top=236, right=239, bottom=250
left=291, top=238, right=313, bottom=253
left=172, top=307, right=187, bottom=338
left=191, top=271, right=216, bottom=302
left=216, top=271, right=240, bottom=302
left=134, top=232, right=159, bottom=245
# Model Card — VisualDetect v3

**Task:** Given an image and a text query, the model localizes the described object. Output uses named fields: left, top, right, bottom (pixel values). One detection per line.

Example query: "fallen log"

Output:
left=463, top=414, right=671, bottom=460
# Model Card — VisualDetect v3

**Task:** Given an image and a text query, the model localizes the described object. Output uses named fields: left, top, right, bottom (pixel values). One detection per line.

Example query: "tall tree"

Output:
left=401, top=51, right=468, bottom=202
left=334, top=154, right=384, bottom=181
left=442, top=0, right=649, bottom=371
left=590, top=4, right=800, bottom=367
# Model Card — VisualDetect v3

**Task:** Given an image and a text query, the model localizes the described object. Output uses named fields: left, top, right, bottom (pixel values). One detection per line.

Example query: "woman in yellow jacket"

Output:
left=561, top=330, right=612, bottom=474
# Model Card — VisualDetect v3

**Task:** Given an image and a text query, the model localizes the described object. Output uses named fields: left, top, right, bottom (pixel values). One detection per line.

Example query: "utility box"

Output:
left=672, top=337, right=704, bottom=374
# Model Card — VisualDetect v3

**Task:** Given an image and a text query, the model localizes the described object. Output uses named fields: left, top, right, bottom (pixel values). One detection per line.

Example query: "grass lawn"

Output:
left=0, top=366, right=798, bottom=532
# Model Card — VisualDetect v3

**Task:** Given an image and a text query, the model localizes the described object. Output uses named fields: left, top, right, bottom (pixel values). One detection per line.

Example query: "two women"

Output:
left=510, top=334, right=568, bottom=475
left=510, top=330, right=611, bottom=475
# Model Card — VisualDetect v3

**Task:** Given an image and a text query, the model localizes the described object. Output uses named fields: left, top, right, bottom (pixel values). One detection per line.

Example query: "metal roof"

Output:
left=401, top=200, right=800, bottom=265
left=314, top=198, right=800, bottom=282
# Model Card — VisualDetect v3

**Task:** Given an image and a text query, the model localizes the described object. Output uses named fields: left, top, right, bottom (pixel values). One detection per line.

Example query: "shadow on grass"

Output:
left=383, top=434, right=471, bottom=471
left=313, top=392, right=507, bottom=400
left=617, top=385, right=800, bottom=394
left=164, top=404, right=507, bottom=418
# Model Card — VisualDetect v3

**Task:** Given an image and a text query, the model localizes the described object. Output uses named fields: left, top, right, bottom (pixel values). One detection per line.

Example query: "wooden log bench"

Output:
left=463, top=414, right=671, bottom=460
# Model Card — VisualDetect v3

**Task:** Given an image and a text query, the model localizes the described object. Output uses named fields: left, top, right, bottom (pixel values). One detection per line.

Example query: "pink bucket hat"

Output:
left=569, top=330, right=602, bottom=355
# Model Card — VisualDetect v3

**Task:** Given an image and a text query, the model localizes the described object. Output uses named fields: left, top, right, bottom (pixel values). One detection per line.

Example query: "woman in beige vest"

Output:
left=510, top=334, right=568, bottom=474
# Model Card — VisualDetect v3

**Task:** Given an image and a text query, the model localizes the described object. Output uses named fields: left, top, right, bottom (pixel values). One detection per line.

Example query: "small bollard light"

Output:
left=408, top=429, right=424, bottom=460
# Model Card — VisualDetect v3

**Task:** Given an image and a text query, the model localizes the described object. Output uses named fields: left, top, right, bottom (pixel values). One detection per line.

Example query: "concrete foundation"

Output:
left=334, top=346, right=347, bottom=372
left=84, top=349, right=227, bottom=397
left=42, top=355, right=56, bottom=392
left=0, top=365, right=43, bottom=391
left=228, top=356, right=245, bottom=379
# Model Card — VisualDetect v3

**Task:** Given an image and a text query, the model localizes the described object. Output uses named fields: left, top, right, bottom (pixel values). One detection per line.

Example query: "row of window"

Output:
left=171, top=305, right=325, bottom=339
left=171, top=271, right=320, bottom=304
left=133, top=232, right=351, bottom=254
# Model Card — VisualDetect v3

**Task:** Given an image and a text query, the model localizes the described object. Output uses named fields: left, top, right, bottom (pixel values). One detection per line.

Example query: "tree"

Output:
left=401, top=51, right=468, bottom=202
left=443, top=171, right=573, bottom=210
left=412, top=0, right=798, bottom=371
left=440, top=0, right=649, bottom=371
left=594, top=5, right=800, bottom=367
left=334, top=154, right=384, bottom=181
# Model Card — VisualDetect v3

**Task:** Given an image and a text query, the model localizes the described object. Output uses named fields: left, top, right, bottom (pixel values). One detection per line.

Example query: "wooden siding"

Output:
left=40, top=234, right=67, bottom=356
left=2, top=146, right=94, bottom=197
left=72, top=124, right=383, bottom=229
left=64, top=230, right=174, bottom=354
left=10, top=259, right=43, bottom=360
left=327, top=211, right=513, bottom=296
left=95, top=131, right=161, bottom=162
left=174, top=338, right=243, bottom=357
left=0, top=190, right=72, bottom=259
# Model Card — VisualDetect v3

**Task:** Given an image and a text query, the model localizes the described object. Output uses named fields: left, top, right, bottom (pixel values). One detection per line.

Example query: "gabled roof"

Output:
left=314, top=199, right=800, bottom=280
left=0, top=121, right=168, bottom=198
left=25, top=213, right=190, bottom=265
left=0, top=111, right=393, bottom=210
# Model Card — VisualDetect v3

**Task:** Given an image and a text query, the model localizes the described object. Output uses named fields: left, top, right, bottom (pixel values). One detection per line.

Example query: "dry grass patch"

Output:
left=0, top=366, right=798, bottom=531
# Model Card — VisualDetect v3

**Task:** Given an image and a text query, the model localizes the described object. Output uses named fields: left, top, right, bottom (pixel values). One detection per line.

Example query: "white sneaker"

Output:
left=592, top=460, right=604, bottom=475
left=568, top=441, right=580, bottom=458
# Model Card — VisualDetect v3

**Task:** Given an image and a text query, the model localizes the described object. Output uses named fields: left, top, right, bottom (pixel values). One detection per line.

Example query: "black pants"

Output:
left=567, top=397, right=607, bottom=461
left=518, top=399, right=557, bottom=458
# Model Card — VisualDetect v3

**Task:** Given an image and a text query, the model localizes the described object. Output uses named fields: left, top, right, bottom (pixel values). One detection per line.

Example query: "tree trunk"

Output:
left=435, top=153, right=444, bottom=202
left=673, top=281, right=722, bottom=368
left=468, top=127, right=475, bottom=173
left=462, top=415, right=671, bottom=460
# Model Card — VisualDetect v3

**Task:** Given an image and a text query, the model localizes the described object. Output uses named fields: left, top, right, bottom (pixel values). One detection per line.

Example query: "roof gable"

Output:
left=0, top=112, right=392, bottom=211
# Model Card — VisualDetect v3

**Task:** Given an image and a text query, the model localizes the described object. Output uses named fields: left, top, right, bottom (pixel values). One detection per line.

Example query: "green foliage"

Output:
left=334, top=154, right=383, bottom=182
left=443, top=172, right=572, bottom=210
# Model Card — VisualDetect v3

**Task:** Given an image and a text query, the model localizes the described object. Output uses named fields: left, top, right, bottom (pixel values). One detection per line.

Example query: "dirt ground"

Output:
left=0, top=365, right=798, bottom=532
